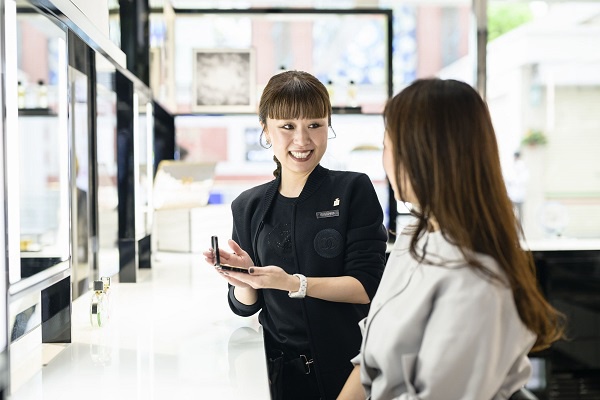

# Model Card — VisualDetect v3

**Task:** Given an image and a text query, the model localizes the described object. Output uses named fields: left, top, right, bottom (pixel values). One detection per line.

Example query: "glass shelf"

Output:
left=16, top=4, right=70, bottom=285
left=17, top=108, right=57, bottom=117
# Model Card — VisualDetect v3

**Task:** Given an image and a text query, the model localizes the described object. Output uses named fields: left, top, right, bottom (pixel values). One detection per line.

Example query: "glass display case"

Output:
left=16, top=2, right=70, bottom=280
left=70, top=68, right=90, bottom=296
left=68, top=31, right=96, bottom=299
left=4, top=2, right=73, bottom=390
left=2, top=0, right=155, bottom=393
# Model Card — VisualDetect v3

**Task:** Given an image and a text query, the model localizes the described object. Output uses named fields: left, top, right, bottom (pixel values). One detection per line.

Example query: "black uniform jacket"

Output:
left=228, top=164, right=387, bottom=399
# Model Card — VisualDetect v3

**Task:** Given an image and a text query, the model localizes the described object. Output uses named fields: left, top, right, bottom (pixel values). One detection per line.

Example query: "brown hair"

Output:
left=383, top=78, right=563, bottom=351
left=259, top=71, right=332, bottom=177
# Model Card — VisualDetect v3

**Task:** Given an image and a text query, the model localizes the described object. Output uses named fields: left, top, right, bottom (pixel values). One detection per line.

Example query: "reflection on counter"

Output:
left=9, top=252, right=269, bottom=399
left=530, top=243, right=600, bottom=399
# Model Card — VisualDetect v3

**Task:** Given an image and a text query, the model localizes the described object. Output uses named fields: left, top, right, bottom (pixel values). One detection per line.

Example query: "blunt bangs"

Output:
left=266, top=80, right=330, bottom=122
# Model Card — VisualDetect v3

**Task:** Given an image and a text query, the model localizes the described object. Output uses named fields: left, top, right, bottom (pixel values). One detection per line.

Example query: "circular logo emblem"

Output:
left=314, top=229, right=343, bottom=259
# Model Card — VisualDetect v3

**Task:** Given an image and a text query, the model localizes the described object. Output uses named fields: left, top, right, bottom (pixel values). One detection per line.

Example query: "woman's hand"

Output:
left=222, top=266, right=300, bottom=292
left=202, top=239, right=255, bottom=289
left=203, top=239, right=370, bottom=303
left=221, top=239, right=254, bottom=268
left=224, top=267, right=371, bottom=303
left=202, top=239, right=254, bottom=268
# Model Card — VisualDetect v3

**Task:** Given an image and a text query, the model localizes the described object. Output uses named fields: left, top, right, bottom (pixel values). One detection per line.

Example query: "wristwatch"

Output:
left=288, top=273, right=307, bottom=299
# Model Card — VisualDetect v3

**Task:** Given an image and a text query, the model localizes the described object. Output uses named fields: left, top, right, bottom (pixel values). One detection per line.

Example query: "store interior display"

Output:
left=1, top=1, right=599, bottom=399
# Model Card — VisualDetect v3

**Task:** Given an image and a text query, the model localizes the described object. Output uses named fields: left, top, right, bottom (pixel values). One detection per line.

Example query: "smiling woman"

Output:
left=262, top=117, right=329, bottom=197
left=202, top=70, right=388, bottom=400
left=258, top=71, right=333, bottom=190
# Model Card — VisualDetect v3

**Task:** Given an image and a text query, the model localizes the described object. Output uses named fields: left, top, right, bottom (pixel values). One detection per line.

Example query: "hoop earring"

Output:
left=260, top=131, right=272, bottom=149
left=328, top=126, right=337, bottom=140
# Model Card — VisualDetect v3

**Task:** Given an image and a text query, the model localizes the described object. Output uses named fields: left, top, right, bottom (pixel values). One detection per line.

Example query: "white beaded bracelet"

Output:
left=288, top=273, right=307, bottom=299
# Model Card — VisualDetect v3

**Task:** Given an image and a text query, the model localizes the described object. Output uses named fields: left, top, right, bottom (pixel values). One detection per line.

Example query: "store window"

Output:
left=483, top=1, right=600, bottom=240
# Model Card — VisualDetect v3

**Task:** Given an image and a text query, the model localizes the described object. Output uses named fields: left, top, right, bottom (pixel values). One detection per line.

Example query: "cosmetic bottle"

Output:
left=326, top=80, right=336, bottom=105
left=101, top=276, right=111, bottom=296
left=347, top=80, right=358, bottom=107
left=90, top=280, right=108, bottom=327
left=101, top=276, right=112, bottom=321
left=18, top=81, right=26, bottom=109
left=37, top=79, right=48, bottom=108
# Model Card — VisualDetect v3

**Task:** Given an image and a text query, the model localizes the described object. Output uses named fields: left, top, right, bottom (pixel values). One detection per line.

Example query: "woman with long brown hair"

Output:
left=339, top=78, right=563, bottom=399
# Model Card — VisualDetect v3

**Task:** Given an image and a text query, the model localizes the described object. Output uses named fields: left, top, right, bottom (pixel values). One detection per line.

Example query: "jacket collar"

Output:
left=260, top=164, right=328, bottom=219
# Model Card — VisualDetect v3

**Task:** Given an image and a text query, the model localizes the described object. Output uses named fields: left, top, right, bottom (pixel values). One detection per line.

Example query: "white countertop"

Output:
left=523, top=238, right=600, bottom=252
left=9, top=252, right=270, bottom=400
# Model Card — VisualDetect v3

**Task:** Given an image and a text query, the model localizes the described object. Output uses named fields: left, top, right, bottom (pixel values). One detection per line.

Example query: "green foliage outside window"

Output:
left=488, top=3, right=533, bottom=42
left=522, top=129, right=548, bottom=147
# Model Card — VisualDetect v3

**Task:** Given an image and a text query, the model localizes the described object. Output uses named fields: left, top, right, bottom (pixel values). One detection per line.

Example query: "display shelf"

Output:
left=332, top=106, right=363, bottom=114
left=20, top=257, right=68, bottom=279
left=8, top=259, right=70, bottom=302
left=17, top=108, right=57, bottom=117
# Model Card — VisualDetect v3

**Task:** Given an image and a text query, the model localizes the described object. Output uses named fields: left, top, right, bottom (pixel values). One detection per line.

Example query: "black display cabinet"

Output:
left=529, top=247, right=600, bottom=399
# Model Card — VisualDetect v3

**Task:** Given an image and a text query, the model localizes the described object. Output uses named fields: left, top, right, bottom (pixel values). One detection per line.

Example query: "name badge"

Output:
left=316, top=210, right=340, bottom=219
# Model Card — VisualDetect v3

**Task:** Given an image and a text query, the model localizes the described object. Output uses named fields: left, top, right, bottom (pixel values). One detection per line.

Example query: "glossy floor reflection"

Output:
left=9, top=251, right=269, bottom=400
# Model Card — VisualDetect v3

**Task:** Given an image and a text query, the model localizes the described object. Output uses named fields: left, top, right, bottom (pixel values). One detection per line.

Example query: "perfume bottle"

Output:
left=101, top=276, right=111, bottom=321
left=18, top=81, right=26, bottom=109
left=101, top=276, right=111, bottom=292
left=347, top=80, right=358, bottom=107
left=37, top=79, right=48, bottom=108
left=326, top=80, right=336, bottom=105
left=90, top=280, right=108, bottom=327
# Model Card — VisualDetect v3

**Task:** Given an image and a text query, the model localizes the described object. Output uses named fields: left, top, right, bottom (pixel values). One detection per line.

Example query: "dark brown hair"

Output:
left=383, top=78, right=563, bottom=351
left=259, top=71, right=332, bottom=177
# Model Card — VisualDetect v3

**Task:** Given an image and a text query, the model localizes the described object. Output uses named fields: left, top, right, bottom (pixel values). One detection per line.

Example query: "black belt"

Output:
left=284, top=354, right=314, bottom=375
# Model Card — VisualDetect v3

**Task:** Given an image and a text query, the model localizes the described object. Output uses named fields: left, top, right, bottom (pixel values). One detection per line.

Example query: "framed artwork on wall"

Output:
left=192, top=48, right=256, bottom=113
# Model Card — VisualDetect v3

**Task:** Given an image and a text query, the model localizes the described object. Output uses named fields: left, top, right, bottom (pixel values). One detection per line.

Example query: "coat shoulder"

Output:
left=232, top=180, right=273, bottom=209
left=326, top=169, right=373, bottom=188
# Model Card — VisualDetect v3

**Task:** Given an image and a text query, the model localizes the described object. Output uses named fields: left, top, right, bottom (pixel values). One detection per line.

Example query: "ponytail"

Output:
left=273, top=156, right=282, bottom=178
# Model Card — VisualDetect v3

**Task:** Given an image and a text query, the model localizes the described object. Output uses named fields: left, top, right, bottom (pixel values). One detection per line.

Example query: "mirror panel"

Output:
left=136, top=90, right=153, bottom=238
left=17, top=3, right=70, bottom=279
left=96, top=53, right=119, bottom=279
left=70, top=66, right=91, bottom=297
